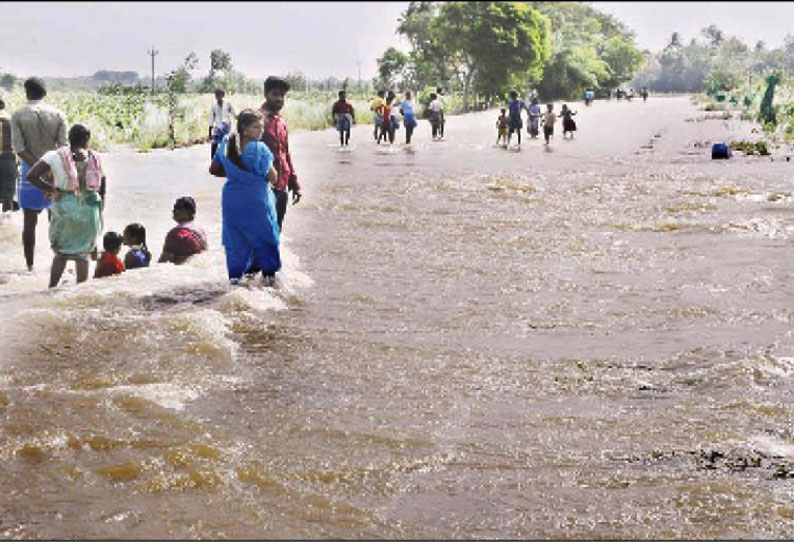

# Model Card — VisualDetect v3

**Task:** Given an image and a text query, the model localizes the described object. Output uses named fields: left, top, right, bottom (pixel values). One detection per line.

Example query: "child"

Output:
left=542, top=103, right=556, bottom=146
left=560, top=104, right=577, bottom=139
left=122, top=222, right=151, bottom=270
left=332, top=90, right=355, bottom=147
left=390, top=98, right=401, bottom=141
left=496, top=108, right=509, bottom=146
left=94, top=231, right=125, bottom=279
left=507, top=90, right=524, bottom=146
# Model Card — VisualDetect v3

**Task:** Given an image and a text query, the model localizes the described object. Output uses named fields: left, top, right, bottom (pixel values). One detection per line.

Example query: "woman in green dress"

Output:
left=25, top=124, right=106, bottom=288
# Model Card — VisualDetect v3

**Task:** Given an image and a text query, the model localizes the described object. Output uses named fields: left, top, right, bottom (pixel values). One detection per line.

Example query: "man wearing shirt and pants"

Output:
left=209, top=88, right=235, bottom=159
left=259, top=76, right=302, bottom=233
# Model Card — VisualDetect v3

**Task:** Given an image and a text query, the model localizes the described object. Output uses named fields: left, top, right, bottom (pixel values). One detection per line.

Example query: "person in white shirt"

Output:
left=428, top=92, right=444, bottom=140
left=436, top=86, right=446, bottom=138
left=209, top=88, right=236, bottom=159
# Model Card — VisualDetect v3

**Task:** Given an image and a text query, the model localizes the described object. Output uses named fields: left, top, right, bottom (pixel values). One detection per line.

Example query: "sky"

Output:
left=1, top=2, right=794, bottom=81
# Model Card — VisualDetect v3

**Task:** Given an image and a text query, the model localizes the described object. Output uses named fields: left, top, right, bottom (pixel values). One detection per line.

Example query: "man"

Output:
left=0, top=97, right=18, bottom=215
left=436, top=86, right=446, bottom=138
left=11, top=77, right=67, bottom=271
left=259, top=76, right=302, bottom=232
left=369, top=90, right=386, bottom=142
left=209, top=88, right=235, bottom=159
left=331, top=90, right=355, bottom=147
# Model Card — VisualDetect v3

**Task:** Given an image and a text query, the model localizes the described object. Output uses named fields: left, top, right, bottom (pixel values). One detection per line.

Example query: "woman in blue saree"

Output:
left=209, top=109, right=281, bottom=285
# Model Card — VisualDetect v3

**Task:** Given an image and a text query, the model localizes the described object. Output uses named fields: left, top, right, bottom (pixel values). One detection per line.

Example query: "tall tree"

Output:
left=433, top=1, right=551, bottom=110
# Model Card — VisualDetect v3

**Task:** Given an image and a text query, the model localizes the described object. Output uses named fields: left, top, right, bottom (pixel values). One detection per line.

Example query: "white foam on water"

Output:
left=109, top=382, right=200, bottom=411
left=749, top=434, right=794, bottom=459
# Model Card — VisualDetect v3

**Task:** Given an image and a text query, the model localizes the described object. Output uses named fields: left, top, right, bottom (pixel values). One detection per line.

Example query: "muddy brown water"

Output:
left=1, top=96, right=794, bottom=538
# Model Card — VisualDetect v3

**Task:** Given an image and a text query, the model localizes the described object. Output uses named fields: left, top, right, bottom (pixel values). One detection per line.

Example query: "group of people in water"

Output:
left=496, top=90, right=578, bottom=147
left=0, top=73, right=651, bottom=290
left=0, top=75, right=301, bottom=289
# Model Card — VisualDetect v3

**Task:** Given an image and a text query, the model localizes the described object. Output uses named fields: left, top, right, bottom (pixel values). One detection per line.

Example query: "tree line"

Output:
left=373, top=1, right=645, bottom=109
left=634, top=25, right=794, bottom=95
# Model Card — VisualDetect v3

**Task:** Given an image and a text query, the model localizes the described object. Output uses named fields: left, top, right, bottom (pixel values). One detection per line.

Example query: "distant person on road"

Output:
left=378, top=92, right=395, bottom=145
left=24, top=123, right=106, bottom=288
left=428, top=92, right=444, bottom=140
left=0, top=97, right=18, bottom=215
left=507, top=90, right=525, bottom=146
left=436, top=87, right=447, bottom=138
left=641, top=87, right=649, bottom=102
left=332, top=90, right=355, bottom=147
left=11, top=77, right=68, bottom=271
left=496, top=108, right=509, bottom=146
left=542, top=103, right=557, bottom=146
left=584, top=90, right=595, bottom=107
left=259, top=75, right=302, bottom=232
left=400, top=91, right=418, bottom=145
left=158, top=196, right=208, bottom=265
left=560, top=104, right=577, bottom=139
left=209, top=88, right=236, bottom=160
left=527, top=98, right=542, bottom=139
left=370, top=90, right=386, bottom=142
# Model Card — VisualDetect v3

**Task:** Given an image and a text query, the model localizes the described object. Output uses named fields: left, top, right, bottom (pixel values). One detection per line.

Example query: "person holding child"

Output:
left=24, top=123, right=105, bottom=288
left=209, top=109, right=281, bottom=286
left=94, top=231, right=125, bottom=279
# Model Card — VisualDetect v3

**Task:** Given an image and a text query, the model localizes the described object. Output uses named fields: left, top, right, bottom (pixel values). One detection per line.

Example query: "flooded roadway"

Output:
left=2, top=96, right=794, bottom=538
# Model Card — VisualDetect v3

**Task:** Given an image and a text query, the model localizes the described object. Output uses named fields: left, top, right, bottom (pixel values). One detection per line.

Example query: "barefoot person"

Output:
left=0, top=97, right=17, bottom=214
left=400, top=91, right=418, bottom=145
left=332, top=90, right=355, bottom=147
left=209, top=109, right=281, bottom=286
left=24, top=124, right=105, bottom=288
left=10, top=77, right=67, bottom=271
left=259, top=76, right=302, bottom=232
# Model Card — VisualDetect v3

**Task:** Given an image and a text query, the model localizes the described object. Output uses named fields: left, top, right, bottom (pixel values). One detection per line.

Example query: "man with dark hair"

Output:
left=259, top=76, right=302, bottom=232
left=10, top=77, right=67, bottom=271
left=209, top=88, right=235, bottom=159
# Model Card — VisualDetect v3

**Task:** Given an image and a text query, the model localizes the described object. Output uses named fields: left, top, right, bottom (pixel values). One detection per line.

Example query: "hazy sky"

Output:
left=1, top=2, right=793, bottom=81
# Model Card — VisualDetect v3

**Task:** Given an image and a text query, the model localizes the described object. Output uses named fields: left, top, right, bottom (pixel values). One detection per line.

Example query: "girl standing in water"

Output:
left=209, top=109, right=281, bottom=286
left=400, top=91, right=418, bottom=145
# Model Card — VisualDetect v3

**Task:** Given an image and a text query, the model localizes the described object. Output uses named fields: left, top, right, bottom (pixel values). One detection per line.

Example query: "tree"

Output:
left=375, top=47, right=410, bottom=89
left=167, top=52, right=198, bottom=93
left=397, top=2, right=451, bottom=89
left=209, top=49, right=233, bottom=80
left=433, top=1, right=551, bottom=110
left=0, top=72, right=17, bottom=91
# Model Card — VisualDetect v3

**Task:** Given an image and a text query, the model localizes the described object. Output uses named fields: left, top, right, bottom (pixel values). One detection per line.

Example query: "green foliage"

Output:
left=375, top=47, right=410, bottom=89
left=0, top=72, right=19, bottom=91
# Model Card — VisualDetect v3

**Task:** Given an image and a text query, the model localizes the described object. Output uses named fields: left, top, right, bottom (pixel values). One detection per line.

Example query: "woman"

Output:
left=25, top=124, right=105, bottom=288
left=209, top=109, right=281, bottom=286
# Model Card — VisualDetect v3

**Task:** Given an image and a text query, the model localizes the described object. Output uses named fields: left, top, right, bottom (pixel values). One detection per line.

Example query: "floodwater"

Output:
left=2, top=96, right=794, bottom=539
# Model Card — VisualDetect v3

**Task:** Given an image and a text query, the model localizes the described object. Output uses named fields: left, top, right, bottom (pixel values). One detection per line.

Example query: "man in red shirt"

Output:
left=259, top=76, right=302, bottom=233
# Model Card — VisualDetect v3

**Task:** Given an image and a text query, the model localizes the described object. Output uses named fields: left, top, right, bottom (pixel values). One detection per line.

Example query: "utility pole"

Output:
left=355, top=57, right=363, bottom=97
left=147, top=46, right=158, bottom=94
